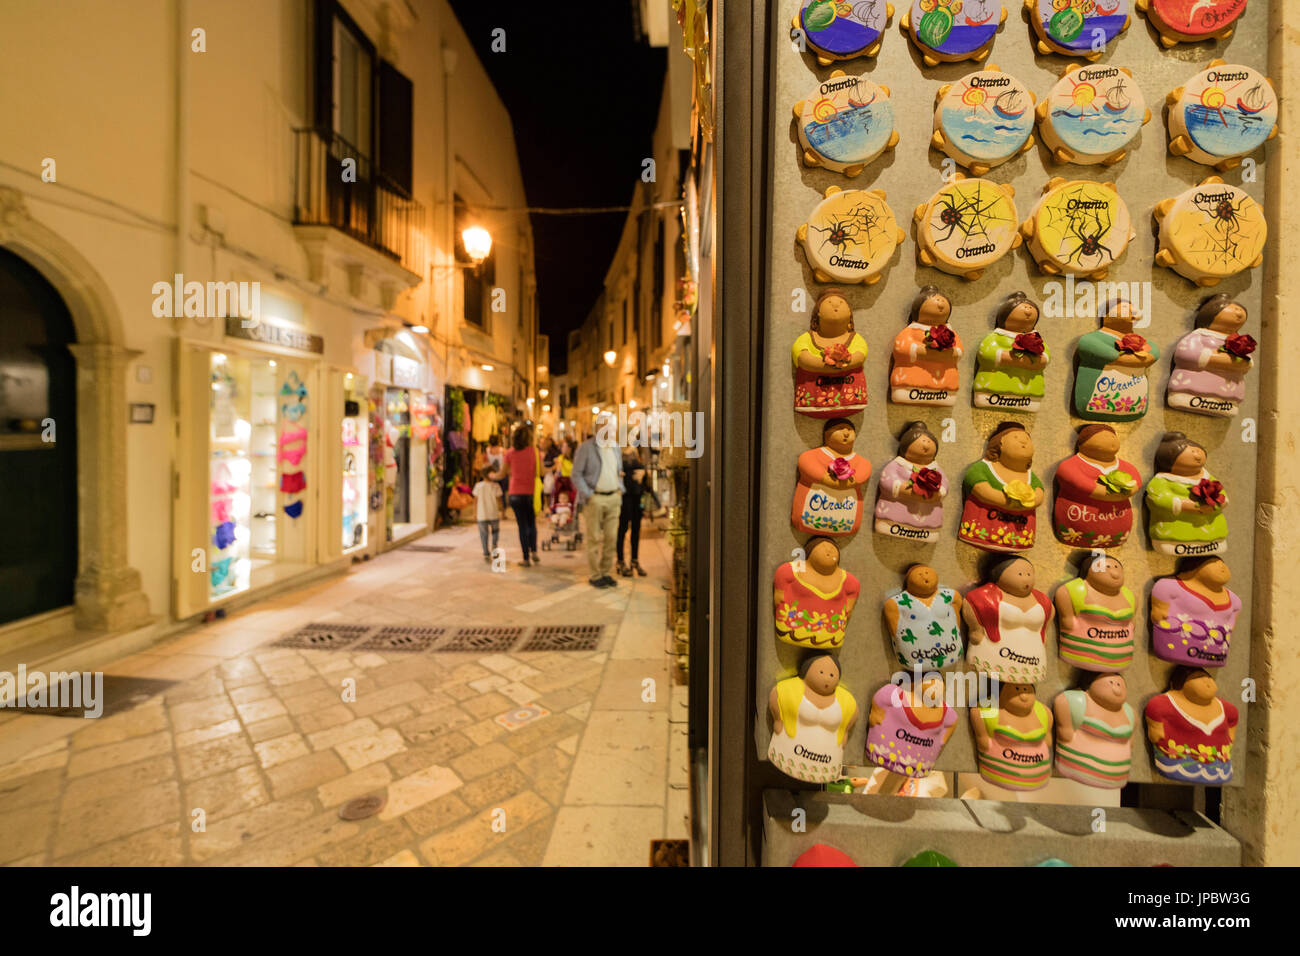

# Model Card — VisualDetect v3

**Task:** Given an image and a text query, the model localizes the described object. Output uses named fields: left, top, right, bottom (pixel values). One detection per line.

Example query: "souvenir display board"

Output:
left=758, top=0, right=1273, bottom=788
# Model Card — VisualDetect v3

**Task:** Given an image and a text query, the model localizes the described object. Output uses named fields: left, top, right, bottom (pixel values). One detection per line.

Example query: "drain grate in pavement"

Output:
left=403, top=544, right=455, bottom=553
left=270, top=623, right=373, bottom=650
left=436, top=625, right=526, bottom=653
left=8, top=675, right=177, bottom=719
left=519, top=624, right=605, bottom=652
left=352, top=625, right=448, bottom=653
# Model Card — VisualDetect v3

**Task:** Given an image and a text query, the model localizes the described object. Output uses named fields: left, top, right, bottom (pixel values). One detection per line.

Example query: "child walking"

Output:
left=472, top=469, right=502, bottom=561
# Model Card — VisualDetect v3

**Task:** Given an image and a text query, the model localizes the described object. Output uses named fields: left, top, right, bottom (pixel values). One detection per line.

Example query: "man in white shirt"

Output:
left=572, top=415, right=625, bottom=588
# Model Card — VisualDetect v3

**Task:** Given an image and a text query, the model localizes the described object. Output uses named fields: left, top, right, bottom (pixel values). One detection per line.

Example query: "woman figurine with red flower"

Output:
left=874, top=421, right=948, bottom=541
left=1073, top=299, right=1160, bottom=422
left=959, top=422, right=1045, bottom=553
left=890, top=286, right=963, bottom=406
left=973, top=292, right=1050, bottom=411
left=793, top=289, right=869, bottom=418
left=1146, top=432, right=1228, bottom=557
left=792, top=418, right=872, bottom=536
left=1052, top=424, right=1142, bottom=549
left=1167, top=295, right=1255, bottom=418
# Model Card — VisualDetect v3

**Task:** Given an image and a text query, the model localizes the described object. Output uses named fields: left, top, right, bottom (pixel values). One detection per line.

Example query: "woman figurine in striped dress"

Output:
left=970, top=681, right=1054, bottom=792
left=1053, top=554, right=1136, bottom=671
left=1053, top=673, right=1137, bottom=790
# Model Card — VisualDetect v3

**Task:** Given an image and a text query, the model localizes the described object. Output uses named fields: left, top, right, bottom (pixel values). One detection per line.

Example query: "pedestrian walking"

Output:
left=486, top=433, right=508, bottom=520
left=572, top=415, right=624, bottom=588
left=471, top=469, right=502, bottom=562
left=493, top=425, right=541, bottom=566
left=617, top=447, right=649, bottom=577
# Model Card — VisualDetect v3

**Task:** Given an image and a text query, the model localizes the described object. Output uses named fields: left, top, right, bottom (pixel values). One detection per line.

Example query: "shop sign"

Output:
left=224, top=316, right=323, bottom=354
left=392, top=355, right=421, bottom=387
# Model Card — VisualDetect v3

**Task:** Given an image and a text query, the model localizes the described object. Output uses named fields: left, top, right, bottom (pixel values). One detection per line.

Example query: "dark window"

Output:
left=376, top=61, right=413, bottom=196
left=652, top=230, right=664, bottom=344
left=455, top=196, right=495, bottom=329
left=622, top=298, right=628, bottom=345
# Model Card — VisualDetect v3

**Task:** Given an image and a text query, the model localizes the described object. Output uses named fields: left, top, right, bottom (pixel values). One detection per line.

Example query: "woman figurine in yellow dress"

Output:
left=768, top=653, right=858, bottom=784
left=792, top=289, right=869, bottom=418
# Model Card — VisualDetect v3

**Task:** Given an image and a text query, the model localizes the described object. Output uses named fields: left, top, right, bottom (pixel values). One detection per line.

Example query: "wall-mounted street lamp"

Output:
left=603, top=350, right=617, bottom=367
left=461, top=226, right=492, bottom=264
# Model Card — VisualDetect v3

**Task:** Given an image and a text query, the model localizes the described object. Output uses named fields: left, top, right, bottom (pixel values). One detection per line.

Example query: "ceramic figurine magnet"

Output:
left=962, top=556, right=1053, bottom=682
left=1166, top=62, right=1278, bottom=170
left=796, top=0, right=894, bottom=65
left=1054, top=673, right=1137, bottom=790
left=1055, top=553, right=1137, bottom=671
left=1053, top=424, right=1141, bottom=548
left=1036, top=64, right=1150, bottom=166
left=1154, top=177, right=1267, bottom=287
left=792, top=418, right=873, bottom=535
left=866, top=675, right=958, bottom=777
left=1073, top=299, right=1159, bottom=421
left=890, top=287, right=962, bottom=406
left=1146, top=432, right=1228, bottom=557
left=797, top=186, right=905, bottom=285
left=931, top=67, right=1035, bottom=175
left=1150, top=557, right=1240, bottom=667
left=1021, top=178, right=1134, bottom=279
left=1026, top=0, right=1130, bottom=60
left=792, top=288, right=869, bottom=418
left=774, top=538, right=862, bottom=650
left=1167, top=295, right=1255, bottom=417
left=902, top=0, right=1006, bottom=66
left=1136, top=0, right=1249, bottom=47
left=768, top=653, right=858, bottom=784
left=958, top=422, right=1045, bottom=553
left=973, top=291, right=1049, bottom=411
left=883, top=564, right=964, bottom=669
left=1145, top=667, right=1237, bottom=784
left=874, top=421, right=949, bottom=541
left=794, top=72, right=899, bottom=177
left=971, top=681, right=1054, bottom=791
left=913, top=176, right=1020, bottom=280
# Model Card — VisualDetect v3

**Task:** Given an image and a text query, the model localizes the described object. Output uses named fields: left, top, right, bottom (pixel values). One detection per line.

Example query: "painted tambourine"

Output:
left=1021, top=178, right=1134, bottom=279
left=902, top=0, right=1006, bottom=66
left=1036, top=64, right=1150, bottom=166
left=1026, top=0, right=1130, bottom=59
left=1154, top=177, right=1266, bottom=287
left=914, top=176, right=1020, bottom=280
left=1136, top=0, right=1249, bottom=47
left=794, top=72, right=899, bottom=176
left=796, top=0, right=895, bottom=65
left=1167, top=61, right=1278, bottom=171
left=931, top=67, right=1035, bottom=175
left=798, top=186, right=906, bottom=285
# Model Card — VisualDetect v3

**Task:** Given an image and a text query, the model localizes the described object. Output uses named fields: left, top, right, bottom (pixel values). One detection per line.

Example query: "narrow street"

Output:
left=0, top=522, right=686, bottom=866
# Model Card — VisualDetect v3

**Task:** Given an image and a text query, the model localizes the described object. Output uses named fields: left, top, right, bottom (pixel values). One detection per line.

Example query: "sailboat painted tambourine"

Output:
left=931, top=67, right=1035, bottom=175
left=914, top=176, right=1019, bottom=280
left=1166, top=62, right=1278, bottom=171
left=796, top=0, right=894, bottom=65
left=1136, top=0, right=1249, bottom=47
left=1153, top=177, right=1266, bottom=287
left=902, top=0, right=1006, bottom=66
left=1026, top=0, right=1130, bottom=59
left=797, top=186, right=905, bottom=285
left=1021, top=178, right=1133, bottom=279
left=1036, top=64, right=1150, bottom=166
left=793, top=72, right=899, bottom=176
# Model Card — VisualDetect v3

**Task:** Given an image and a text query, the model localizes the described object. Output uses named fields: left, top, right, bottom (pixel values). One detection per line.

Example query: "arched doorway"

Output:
left=0, top=246, right=79, bottom=624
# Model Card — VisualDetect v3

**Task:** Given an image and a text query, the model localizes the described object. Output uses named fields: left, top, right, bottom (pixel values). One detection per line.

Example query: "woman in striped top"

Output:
left=1053, top=673, right=1136, bottom=790
left=1053, top=555, right=1136, bottom=671
left=970, top=682, right=1053, bottom=792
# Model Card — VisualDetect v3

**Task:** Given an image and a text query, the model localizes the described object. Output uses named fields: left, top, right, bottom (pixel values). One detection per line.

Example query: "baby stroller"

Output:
left=541, top=474, right=582, bottom=551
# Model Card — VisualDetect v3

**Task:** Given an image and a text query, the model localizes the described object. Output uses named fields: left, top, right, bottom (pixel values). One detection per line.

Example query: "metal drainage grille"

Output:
left=352, top=625, right=448, bottom=653
left=518, top=624, right=605, bottom=652
left=271, top=623, right=373, bottom=650
left=403, top=544, right=455, bottom=553
left=436, top=626, right=526, bottom=653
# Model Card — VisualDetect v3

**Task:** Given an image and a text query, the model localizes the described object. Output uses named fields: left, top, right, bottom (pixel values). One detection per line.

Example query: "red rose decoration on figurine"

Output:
left=1011, top=332, right=1045, bottom=355
left=1222, top=334, right=1257, bottom=359
left=1117, top=333, right=1147, bottom=354
left=828, top=457, right=854, bottom=482
left=925, top=326, right=956, bottom=350
left=1190, top=479, right=1226, bottom=508
left=823, top=342, right=852, bottom=369
left=911, top=467, right=942, bottom=499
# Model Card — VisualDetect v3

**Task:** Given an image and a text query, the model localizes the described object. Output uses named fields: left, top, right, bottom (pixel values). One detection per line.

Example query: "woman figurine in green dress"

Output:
left=973, top=292, right=1050, bottom=412
left=1145, top=432, right=1228, bottom=557
left=1073, top=299, right=1160, bottom=422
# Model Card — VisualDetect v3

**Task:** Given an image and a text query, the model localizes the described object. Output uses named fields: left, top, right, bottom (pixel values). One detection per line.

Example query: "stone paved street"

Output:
left=0, top=521, right=687, bottom=866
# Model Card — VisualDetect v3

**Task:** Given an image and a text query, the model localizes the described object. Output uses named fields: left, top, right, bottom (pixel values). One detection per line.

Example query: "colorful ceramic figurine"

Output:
left=1145, top=432, right=1228, bottom=557
left=866, top=675, right=958, bottom=777
left=973, top=291, right=1049, bottom=411
left=963, top=556, right=1053, bottom=682
left=903, top=0, right=1006, bottom=66
left=796, top=0, right=894, bottom=65
left=1037, top=64, right=1150, bottom=166
left=794, top=72, right=899, bottom=177
left=1055, top=553, right=1137, bottom=671
left=959, top=423, right=1045, bottom=553
left=890, top=286, right=963, bottom=406
left=1054, top=673, right=1137, bottom=790
left=1145, top=667, right=1237, bottom=785
left=931, top=68, right=1035, bottom=175
left=1150, top=557, right=1241, bottom=668
left=971, top=681, right=1053, bottom=791
left=774, top=538, right=862, bottom=651
left=1021, top=178, right=1134, bottom=279
left=792, top=418, right=873, bottom=535
left=1053, top=424, right=1141, bottom=548
left=1154, top=177, right=1267, bottom=286
left=1073, top=299, right=1159, bottom=422
left=874, top=421, right=948, bottom=541
left=1167, top=296, right=1255, bottom=417
left=914, top=176, right=1020, bottom=280
left=883, top=564, right=965, bottom=670
left=1136, top=0, right=1249, bottom=47
left=1027, top=0, right=1130, bottom=59
left=768, top=653, right=859, bottom=784
left=1166, top=62, right=1278, bottom=170
left=798, top=186, right=906, bottom=285
left=792, top=289, right=869, bottom=418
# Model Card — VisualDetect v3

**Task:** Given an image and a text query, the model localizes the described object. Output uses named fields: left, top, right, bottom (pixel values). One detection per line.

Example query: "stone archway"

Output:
left=0, top=186, right=151, bottom=633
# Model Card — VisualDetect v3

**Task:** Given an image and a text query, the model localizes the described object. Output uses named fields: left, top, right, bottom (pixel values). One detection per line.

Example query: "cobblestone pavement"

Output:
left=0, top=520, right=687, bottom=866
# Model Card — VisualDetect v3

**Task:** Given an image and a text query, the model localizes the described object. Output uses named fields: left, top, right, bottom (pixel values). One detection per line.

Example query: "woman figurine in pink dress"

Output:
left=866, top=675, right=958, bottom=778
left=1149, top=556, right=1241, bottom=668
left=792, top=289, right=869, bottom=418
left=1054, top=673, right=1137, bottom=790
left=873, top=421, right=947, bottom=541
left=792, top=418, right=872, bottom=536
left=1166, top=295, right=1256, bottom=418
left=1052, top=424, right=1142, bottom=549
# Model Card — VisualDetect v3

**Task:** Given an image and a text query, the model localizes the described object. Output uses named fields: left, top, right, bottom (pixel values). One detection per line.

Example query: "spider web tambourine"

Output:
left=1021, top=178, right=1135, bottom=280
left=797, top=185, right=906, bottom=285
left=914, top=175, right=1020, bottom=281
left=1154, top=177, right=1266, bottom=287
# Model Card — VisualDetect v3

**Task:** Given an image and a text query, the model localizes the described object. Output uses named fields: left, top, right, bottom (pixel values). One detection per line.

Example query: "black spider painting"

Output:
left=809, top=199, right=882, bottom=258
left=1190, top=191, right=1255, bottom=267
left=1044, top=186, right=1117, bottom=269
left=932, top=182, right=1011, bottom=247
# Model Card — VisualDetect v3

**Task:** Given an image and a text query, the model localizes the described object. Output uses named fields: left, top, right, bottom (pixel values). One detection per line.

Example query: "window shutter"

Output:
left=377, top=60, right=413, bottom=195
left=312, top=0, right=334, bottom=131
